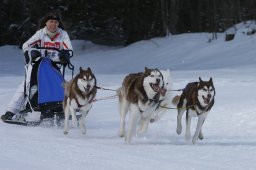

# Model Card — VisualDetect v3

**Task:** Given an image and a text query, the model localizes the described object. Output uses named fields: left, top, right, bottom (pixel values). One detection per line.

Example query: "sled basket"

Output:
left=25, top=57, right=65, bottom=113
left=37, top=57, right=64, bottom=108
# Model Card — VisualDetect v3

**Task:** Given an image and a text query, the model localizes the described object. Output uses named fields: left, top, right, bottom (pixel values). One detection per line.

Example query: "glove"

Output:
left=24, top=50, right=41, bottom=64
left=58, top=49, right=71, bottom=64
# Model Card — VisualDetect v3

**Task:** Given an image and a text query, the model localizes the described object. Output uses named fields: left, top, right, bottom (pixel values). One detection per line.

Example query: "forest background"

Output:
left=1, top=0, right=256, bottom=47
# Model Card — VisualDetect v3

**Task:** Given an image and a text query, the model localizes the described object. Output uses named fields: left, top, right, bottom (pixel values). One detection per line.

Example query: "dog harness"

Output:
left=194, top=100, right=213, bottom=115
left=74, top=97, right=94, bottom=108
left=139, top=93, right=163, bottom=113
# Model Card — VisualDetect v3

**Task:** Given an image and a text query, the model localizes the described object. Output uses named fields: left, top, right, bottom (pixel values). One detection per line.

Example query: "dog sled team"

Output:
left=1, top=12, right=216, bottom=145
left=64, top=67, right=215, bottom=145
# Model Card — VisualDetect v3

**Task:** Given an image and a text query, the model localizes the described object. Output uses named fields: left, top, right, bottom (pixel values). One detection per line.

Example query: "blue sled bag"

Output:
left=37, top=58, right=64, bottom=107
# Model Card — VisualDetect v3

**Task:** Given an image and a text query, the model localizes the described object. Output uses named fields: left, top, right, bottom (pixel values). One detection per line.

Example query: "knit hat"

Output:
left=45, top=14, right=60, bottom=23
left=39, top=12, right=64, bottom=29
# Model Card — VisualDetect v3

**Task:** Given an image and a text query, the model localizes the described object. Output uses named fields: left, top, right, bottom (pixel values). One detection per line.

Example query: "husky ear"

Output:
left=79, top=67, right=83, bottom=72
left=144, top=67, right=148, bottom=71
left=209, top=77, right=213, bottom=82
left=87, top=67, right=92, bottom=72
left=199, top=77, right=202, bottom=82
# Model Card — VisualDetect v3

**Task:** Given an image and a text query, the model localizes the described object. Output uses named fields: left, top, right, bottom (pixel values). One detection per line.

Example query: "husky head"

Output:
left=197, top=77, right=215, bottom=107
left=77, top=67, right=96, bottom=94
left=143, top=67, right=164, bottom=98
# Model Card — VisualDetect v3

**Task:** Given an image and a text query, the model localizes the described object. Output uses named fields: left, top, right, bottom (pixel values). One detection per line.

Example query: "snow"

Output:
left=1, top=30, right=256, bottom=170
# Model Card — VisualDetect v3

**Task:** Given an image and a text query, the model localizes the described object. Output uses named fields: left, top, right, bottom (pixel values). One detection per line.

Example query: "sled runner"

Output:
left=3, top=47, right=74, bottom=126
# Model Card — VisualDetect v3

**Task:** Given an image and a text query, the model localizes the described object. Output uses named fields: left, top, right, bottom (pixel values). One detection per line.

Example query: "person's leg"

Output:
left=1, top=82, right=25, bottom=120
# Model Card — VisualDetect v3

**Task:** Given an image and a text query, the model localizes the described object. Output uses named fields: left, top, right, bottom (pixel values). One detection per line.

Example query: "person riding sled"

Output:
left=1, top=12, right=73, bottom=122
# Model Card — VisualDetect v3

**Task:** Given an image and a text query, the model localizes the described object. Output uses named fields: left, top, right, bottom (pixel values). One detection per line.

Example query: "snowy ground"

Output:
left=1, top=30, right=256, bottom=170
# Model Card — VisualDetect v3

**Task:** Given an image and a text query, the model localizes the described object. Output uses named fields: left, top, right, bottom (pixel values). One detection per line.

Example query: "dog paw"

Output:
left=124, top=136, right=132, bottom=144
left=192, top=138, right=198, bottom=145
left=81, top=129, right=86, bottom=135
left=199, top=133, right=204, bottom=140
left=118, top=127, right=125, bottom=137
left=119, top=134, right=125, bottom=138
left=63, top=131, right=68, bottom=135
left=119, top=130, right=125, bottom=137
left=150, top=118, right=155, bottom=123
left=192, top=134, right=200, bottom=144
left=176, top=127, right=182, bottom=135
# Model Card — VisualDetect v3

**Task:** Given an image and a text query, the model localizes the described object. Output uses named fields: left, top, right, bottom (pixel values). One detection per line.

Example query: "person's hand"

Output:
left=58, top=49, right=71, bottom=64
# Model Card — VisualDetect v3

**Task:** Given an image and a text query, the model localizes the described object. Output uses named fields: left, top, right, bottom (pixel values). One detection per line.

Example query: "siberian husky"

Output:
left=117, top=67, right=165, bottom=143
left=150, top=69, right=172, bottom=123
left=172, top=77, right=215, bottom=144
left=63, top=67, right=97, bottom=135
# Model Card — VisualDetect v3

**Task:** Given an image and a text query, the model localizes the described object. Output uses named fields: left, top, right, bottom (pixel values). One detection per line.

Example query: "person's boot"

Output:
left=1, top=111, right=15, bottom=121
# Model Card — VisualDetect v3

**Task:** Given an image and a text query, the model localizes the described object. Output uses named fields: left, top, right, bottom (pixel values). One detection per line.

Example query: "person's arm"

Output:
left=22, top=30, right=42, bottom=52
left=62, top=31, right=73, bottom=50
left=56, top=30, right=73, bottom=64
left=22, top=30, right=42, bottom=64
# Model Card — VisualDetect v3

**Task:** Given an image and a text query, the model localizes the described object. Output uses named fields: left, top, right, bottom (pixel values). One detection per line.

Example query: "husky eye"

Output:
left=203, top=88, right=207, bottom=92
left=150, top=75, right=154, bottom=77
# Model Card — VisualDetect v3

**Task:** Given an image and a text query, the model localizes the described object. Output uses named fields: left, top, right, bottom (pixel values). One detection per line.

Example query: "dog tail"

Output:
left=117, top=87, right=126, bottom=103
left=172, top=95, right=180, bottom=105
left=116, top=87, right=122, bottom=102
left=63, top=81, right=71, bottom=97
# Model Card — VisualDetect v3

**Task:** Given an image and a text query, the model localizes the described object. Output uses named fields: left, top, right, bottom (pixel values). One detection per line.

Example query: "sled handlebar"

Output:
left=29, top=46, right=75, bottom=77
left=34, top=47, right=73, bottom=58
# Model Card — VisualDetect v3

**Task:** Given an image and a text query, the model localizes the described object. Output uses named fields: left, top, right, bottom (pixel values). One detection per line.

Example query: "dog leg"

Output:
left=137, top=116, right=150, bottom=135
left=199, top=119, right=205, bottom=140
left=63, top=106, right=70, bottom=135
left=79, top=110, right=88, bottom=135
left=70, top=107, right=78, bottom=128
left=192, top=115, right=206, bottom=144
left=199, top=130, right=204, bottom=140
left=119, top=97, right=129, bottom=137
left=185, top=111, right=192, bottom=141
left=125, top=106, right=139, bottom=143
left=176, top=108, right=185, bottom=135
left=151, top=109, right=165, bottom=123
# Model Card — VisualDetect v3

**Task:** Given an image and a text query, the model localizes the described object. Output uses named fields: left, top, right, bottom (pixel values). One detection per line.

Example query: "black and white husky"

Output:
left=172, top=77, right=215, bottom=144
left=63, top=67, right=97, bottom=135
left=117, top=67, right=166, bottom=143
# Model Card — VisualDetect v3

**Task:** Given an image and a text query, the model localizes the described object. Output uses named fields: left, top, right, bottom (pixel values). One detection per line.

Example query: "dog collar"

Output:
left=75, top=97, right=94, bottom=108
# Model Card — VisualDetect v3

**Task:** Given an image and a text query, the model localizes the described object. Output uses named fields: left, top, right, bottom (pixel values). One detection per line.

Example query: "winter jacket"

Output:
left=22, top=27, right=73, bottom=62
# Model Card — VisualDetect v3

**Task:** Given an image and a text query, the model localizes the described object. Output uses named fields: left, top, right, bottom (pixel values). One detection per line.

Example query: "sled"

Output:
left=3, top=119, right=41, bottom=126
left=4, top=47, right=74, bottom=126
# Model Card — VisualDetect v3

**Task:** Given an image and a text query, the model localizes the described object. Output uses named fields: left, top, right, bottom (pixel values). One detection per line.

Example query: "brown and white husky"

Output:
left=117, top=67, right=166, bottom=143
left=63, top=67, right=97, bottom=135
left=150, top=69, right=172, bottom=123
left=172, top=77, right=215, bottom=144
